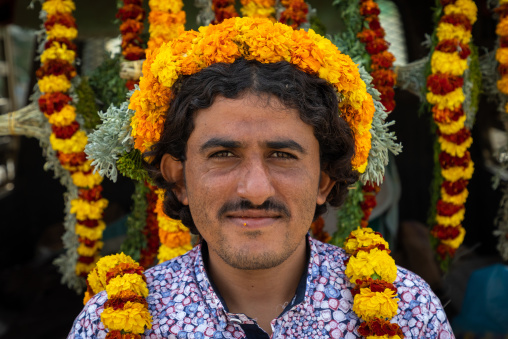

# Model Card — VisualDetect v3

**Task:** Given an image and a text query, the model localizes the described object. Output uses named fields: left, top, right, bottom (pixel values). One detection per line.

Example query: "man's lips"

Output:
left=226, top=210, right=282, bottom=228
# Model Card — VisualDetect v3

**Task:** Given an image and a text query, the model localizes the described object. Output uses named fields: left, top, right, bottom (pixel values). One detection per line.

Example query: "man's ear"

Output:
left=316, top=171, right=336, bottom=205
left=160, top=154, right=188, bottom=205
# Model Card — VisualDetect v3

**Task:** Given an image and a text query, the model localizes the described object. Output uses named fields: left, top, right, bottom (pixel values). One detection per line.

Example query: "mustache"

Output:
left=217, top=198, right=291, bottom=219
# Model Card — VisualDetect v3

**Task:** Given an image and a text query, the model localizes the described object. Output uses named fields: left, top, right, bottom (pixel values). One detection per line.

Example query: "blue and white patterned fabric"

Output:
left=68, top=238, right=454, bottom=338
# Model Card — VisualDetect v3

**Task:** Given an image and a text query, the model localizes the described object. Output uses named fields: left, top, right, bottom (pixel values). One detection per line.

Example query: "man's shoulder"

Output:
left=144, top=245, right=200, bottom=289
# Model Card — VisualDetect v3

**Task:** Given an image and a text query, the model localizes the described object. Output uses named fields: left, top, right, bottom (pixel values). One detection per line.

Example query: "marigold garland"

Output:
left=279, top=0, right=308, bottom=29
left=426, top=0, right=477, bottom=264
left=345, top=228, right=403, bottom=338
left=146, top=0, right=186, bottom=54
left=211, top=0, right=239, bottom=25
left=85, top=254, right=152, bottom=338
left=37, top=0, right=108, bottom=278
left=240, top=0, right=276, bottom=20
left=493, top=0, right=508, bottom=260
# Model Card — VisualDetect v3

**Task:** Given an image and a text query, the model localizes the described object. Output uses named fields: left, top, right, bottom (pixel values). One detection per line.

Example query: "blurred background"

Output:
left=0, top=0, right=507, bottom=338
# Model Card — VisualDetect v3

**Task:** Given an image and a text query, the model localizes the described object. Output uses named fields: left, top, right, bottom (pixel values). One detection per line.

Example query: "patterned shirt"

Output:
left=68, top=238, right=455, bottom=338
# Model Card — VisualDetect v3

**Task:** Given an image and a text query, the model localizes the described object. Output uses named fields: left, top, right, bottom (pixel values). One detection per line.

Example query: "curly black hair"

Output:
left=145, top=58, right=359, bottom=235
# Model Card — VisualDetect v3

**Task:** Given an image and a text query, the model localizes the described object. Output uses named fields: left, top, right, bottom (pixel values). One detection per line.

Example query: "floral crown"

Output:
left=128, top=16, right=375, bottom=173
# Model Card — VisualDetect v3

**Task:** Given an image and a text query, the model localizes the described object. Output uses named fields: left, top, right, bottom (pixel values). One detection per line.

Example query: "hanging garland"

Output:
left=146, top=0, right=186, bottom=54
left=212, top=0, right=239, bottom=24
left=426, top=0, right=477, bottom=266
left=493, top=0, right=508, bottom=261
left=84, top=253, right=152, bottom=338
left=240, top=0, right=276, bottom=20
left=278, top=0, right=308, bottom=29
left=345, top=227, right=404, bottom=338
left=116, top=0, right=146, bottom=90
left=37, top=0, right=108, bottom=279
left=356, top=0, right=397, bottom=230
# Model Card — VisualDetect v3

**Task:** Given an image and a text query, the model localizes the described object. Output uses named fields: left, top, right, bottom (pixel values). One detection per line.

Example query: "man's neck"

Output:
left=204, top=237, right=309, bottom=336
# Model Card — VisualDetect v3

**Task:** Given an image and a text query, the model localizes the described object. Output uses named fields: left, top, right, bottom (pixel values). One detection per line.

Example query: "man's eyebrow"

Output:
left=199, top=138, right=243, bottom=152
left=265, top=140, right=306, bottom=154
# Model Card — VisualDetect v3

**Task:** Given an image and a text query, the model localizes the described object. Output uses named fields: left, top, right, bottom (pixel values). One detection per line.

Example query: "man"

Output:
left=69, top=18, right=454, bottom=338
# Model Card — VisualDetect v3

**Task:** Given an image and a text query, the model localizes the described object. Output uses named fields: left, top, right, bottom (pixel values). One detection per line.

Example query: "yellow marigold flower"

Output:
left=501, top=0, right=508, bottom=4
left=497, top=76, right=508, bottom=95
left=158, top=243, right=193, bottom=263
left=95, top=253, right=137, bottom=286
left=436, top=207, right=465, bottom=227
left=45, top=104, right=76, bottom=126
left=40, top=42, right=75, bottom=64
left=496, top=48, right=508, bottom=65
left=149, top=22, right=185, bottom=42
left=76, top=220, right=106, bottom=240
left=438, top=136, right=472, bottom=158
left=345, top=248, right=397, bottom=283
left=49, top=130, right=87, bottom=153
left=106, top=273, right=149, bottom=298
left=441, top=160, right=474, bottom=181
left=435, top=114, right=467, bottom=135
left=441, top=226, right=466, bottom=249
left=352, top=287, right=399, bottom=321
left=241, top=0, right=275, bottom=6
left=76, top=260, right=98, bottom=276
left=47, top=24, right=78, bottom=40
left=158, top=214, right=188, bottom=233
left=71, top=171, right=103, bottom=189
left=431, top=51, right=468, bottom=76
left=496, top=18, right=508, bottom=36
left=38, top=74, right=71, bottom=93
left=444, top=0, right=477, bottom=25
left=240, top=2, right=276, bottom=19
left=87, top=267, right=104, bottom=294
left=441, top=187, right=468, bottom=205
left=436, top=22, right=472, bottom=45
left=77, top=240, right=104, bottom=257
left=101, top=301, right=152, bottom=334
left=354, top=161, right=368, bottom=174
left=42, top=0, right=75, bottom=15
left=70, top=198, right=109, bottom=220
left=427, top=87, right=465, bottom=111
left=344, top=227, right=389, bottom=254
left=149, top=0, right=183, bottom=13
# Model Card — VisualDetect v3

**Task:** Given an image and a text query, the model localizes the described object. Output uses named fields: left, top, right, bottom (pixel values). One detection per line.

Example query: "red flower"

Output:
left=359, top=0, right=380, bottom=17
left=365, top=37, right=389, bottom=55
left=442, top=179, right=468, bottom=195
left=45, top=13, right=77, bottom=30
left=371, top=69, right=395, bottom=87
left=431, top=224, right=461, bottom=240
left=78, top=219, right=100, bottom=228
left=52, top=120, right=80, bottom=139
left=427, top=73, right=464, bottom=95
left=438, top=127, right=471, bottom=144
left=435, top=39, right=471, bottom=59
left=79, top=186, right=104, bottom=201
left=437, top=200, right=463, bottom=216
left=436, top=243, right=456, bottom=259
left=371, top=50, right=395, bottom=70
left=105, top=262, right=146, bottom=284
left=45, top=37, right=77, bottom=52
left=439, top=151, right=471, bottom=169
left=38, top=92, right=72, bottom=114
left=36, top=59, right=76, bottom=80
left=78, top=256, right=96, bottom=264
left=357, top=29, right=384, bottom=43
left=123, top=0, right=143, bottom=5
left=440, top=13, right=472, bottom=31
left=120, top=19, right=144, bottom=35
left=432, top=106, right=464, bottom=124
left=57, top=151, right=87, bottom=166
left=116, top=4, right=145, bottom=21
left=79, top=237, right=97, bottom=247
left=367, top=17, right=382, bottom=31
left=379, top=87, right=396, bottom=113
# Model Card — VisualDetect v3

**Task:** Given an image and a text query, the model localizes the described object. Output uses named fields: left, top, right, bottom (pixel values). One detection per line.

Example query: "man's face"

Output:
left=164, top=93, right=334, bottom=270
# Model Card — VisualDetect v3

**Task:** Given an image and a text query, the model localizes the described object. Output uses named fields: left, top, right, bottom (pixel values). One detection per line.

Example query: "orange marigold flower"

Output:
left=116, top=4, right=145, bottom=21
left=38, top=92, right=72, bottom=114
left=57, top=151, right=87, bottom=166
left=120, top=19, right=144, bottom=35
left=360, top=0, right=380, bottom=16
left=78, top=186, right=104, bottom=201
left=370, top=50, right=395, bottom=70
left=432, top=106, right=464, bottom=124
left=45, top=13, right=77, bottom=30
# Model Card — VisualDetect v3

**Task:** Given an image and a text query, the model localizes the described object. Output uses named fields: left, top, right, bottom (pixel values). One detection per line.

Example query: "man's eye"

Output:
left=271, top=151, right=295, bottom=159
left=210, top=151, right=234, bottom=158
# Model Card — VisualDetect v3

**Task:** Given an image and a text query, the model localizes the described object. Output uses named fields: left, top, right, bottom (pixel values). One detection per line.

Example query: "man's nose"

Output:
left=236, top=158, right=275, bottom=206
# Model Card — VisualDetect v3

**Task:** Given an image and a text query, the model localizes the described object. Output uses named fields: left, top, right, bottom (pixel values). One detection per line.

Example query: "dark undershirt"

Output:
left=201, top=241, right=310, bottom=339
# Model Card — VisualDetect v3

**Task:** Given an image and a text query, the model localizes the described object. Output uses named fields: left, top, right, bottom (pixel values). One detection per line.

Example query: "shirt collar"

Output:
left=193, top=235, right=323, bottom=328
